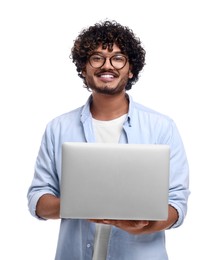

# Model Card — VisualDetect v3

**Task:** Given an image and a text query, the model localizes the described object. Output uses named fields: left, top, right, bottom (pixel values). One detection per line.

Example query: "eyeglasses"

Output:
left=88, top=54, right=128, bottom=70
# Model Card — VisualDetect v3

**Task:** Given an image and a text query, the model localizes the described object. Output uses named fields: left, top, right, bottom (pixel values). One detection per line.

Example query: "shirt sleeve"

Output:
left=166, top=120, right=190, bottom=228
left=27, top=122, right=60, bottom=219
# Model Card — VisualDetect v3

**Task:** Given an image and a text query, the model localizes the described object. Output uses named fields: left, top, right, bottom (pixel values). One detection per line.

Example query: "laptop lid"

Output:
left=60, top=142, right=170, bottom=220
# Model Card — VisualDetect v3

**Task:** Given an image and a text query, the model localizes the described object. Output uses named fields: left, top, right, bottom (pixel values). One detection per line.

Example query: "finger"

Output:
left=133, top=221, right=149, bottom=228
left=88, top=219, right=106, bottom=224
left=102, top=219, right=118, bottom=225
left=103, top=220, right=149, bottom=229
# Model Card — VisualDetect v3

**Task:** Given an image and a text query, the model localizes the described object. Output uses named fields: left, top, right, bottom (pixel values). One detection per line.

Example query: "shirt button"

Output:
left=86, top=244, right=91, bottom=248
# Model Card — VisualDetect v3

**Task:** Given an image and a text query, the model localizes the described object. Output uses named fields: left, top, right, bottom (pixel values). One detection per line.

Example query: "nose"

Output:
left=101, top=57, right=113, bottom=69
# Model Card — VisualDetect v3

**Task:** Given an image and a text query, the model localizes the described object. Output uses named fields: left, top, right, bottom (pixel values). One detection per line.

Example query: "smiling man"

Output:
left=83, top=45, right=133, bottom=95
left=27, top=20, right=190, bottom=260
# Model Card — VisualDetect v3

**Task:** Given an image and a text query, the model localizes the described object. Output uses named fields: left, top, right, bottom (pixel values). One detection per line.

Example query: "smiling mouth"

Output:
left=96, top=71, right=118, bottom=82
left=97, top=74, right=116, bottom=82
left=100, top=74, right=114, bottom=78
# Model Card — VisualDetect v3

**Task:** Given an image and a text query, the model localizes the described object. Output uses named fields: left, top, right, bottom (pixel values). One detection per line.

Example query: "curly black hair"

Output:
left=71, top=20, right=146, bottom=90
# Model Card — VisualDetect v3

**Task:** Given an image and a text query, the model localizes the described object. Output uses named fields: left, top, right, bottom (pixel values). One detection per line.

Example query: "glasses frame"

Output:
left=88, top=53, right=128, bottom=70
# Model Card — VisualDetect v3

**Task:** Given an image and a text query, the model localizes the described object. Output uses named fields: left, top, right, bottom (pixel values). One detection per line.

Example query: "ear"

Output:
left=82, top=69, right=86, bottom=77
left=128, top=70, right=133, bottom=79
left=128, top=65, right=133, bottom=79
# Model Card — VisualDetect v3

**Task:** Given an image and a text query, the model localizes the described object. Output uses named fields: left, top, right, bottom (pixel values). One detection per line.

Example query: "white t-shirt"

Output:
left=92, top=114, right=127, bottom=260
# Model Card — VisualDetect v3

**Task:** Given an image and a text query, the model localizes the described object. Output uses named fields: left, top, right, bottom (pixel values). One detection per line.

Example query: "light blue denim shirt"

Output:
left=27, top=95, right=190, bottom=260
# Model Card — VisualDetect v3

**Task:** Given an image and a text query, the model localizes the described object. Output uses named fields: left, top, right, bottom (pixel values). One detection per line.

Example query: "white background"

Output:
left=1, top=0, right=216, bottom=259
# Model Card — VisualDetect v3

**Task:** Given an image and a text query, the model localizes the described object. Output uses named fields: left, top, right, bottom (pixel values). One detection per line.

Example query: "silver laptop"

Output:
left=60, top=142, right=170, bottom=220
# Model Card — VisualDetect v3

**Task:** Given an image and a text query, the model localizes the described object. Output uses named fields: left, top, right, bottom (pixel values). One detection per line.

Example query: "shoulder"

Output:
left=47, top=95, right=92, bottom=129
left=129, top=97, right=179, bottom=143
left=130, top=97, right=173, bottom=123
left=44, top=106, right=84, bottom=135
left=51, top=106, right=83, bottom=123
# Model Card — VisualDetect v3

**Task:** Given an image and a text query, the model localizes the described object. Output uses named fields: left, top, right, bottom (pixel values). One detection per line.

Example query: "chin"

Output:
left=92, top=85, right=125, bottom=95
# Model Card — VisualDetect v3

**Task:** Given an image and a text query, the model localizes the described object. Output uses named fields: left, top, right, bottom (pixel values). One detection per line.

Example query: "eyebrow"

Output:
left=91, top=51, right=125, bottom=56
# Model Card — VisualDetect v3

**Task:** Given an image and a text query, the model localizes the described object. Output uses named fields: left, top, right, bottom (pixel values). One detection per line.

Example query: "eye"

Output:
left=90, top=55, right=104, bottom=62
left=112, top=55, right=126, bottom=62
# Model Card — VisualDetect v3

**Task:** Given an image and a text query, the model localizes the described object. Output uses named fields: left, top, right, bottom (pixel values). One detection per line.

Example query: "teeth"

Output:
left=100, top=75, right=114, bottom=78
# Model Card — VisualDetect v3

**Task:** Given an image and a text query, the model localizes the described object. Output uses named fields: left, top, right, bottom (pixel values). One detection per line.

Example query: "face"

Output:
left=82, top=44, right=133, bottom=95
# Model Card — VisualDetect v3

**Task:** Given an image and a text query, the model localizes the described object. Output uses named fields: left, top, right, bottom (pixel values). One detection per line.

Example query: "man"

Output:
left=27, top=20, right=190, bottom=260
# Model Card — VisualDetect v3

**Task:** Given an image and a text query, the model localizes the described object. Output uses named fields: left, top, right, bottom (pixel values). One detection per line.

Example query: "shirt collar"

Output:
left=81, top=94, right=134, bottom=127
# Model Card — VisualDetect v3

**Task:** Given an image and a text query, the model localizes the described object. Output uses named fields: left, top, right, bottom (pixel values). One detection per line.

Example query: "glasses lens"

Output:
left=111, top=55, right=127, bottom=69
left=89, top=55, right=105, bottom=68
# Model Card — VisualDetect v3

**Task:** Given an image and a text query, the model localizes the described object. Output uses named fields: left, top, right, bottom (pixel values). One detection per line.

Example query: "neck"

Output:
left=90, top=91, right=129, bottom=120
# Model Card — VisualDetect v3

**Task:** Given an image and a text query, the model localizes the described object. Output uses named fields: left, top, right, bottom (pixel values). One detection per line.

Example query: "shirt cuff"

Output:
left=28, top=191, right=55, bottom=220
left=168, top=202, right=184, bottom=229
